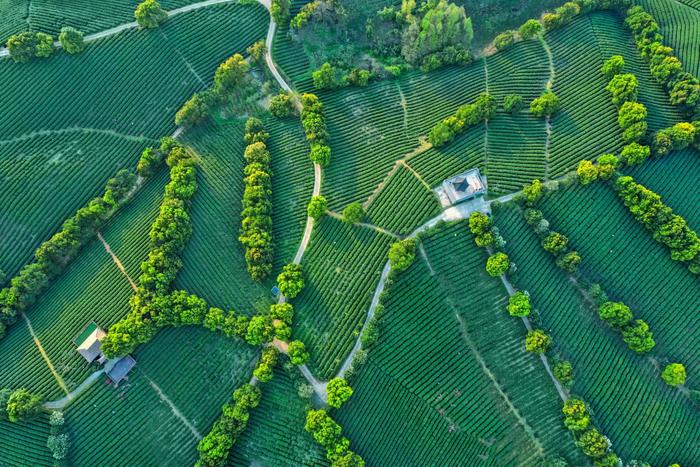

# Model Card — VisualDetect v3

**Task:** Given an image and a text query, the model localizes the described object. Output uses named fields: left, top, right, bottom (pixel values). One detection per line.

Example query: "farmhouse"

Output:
left=74, top=321, right=107, bottom=364
left=435, top=168, right=486, bottom=207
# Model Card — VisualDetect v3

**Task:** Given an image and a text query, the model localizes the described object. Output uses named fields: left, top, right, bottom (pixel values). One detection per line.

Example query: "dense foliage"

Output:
left=660, top=363, right=686, bottom=387
left=239, top=118, right=274, bottom=281
left=388, top=238, right=417, bottom=273
left=300, top=94, right=331, bottom=167
left=277, top=263, right=304, bottom=299
left=197, top=384, right=262, bottom=467
left=134, top=0, right=168, bottom=29
left=6, top=31, right=54, bottom=63
left=305, top=409, right=364, bottom=465
left=326, top=377, right=354, bottom=408
left=428, top=92, right=495, bottom=147
left=58, top=27, right=85, bottom=54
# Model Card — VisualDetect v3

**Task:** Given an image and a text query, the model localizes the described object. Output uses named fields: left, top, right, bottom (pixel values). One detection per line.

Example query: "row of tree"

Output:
left=300, top=93, right=332, bottom=166
left=562, top=398, right=618, bottom=462
left=312, top=62, right=373, bottom=90
left=240, top=118, right=274, bottom=281
left=100, top=143, right=197, bottom=357
left=6, top=27, right=86, bottom=63
left=428, top=92, right=496, bottom=147
left=614, top=175, right=700, bottom=274
left=305, top=409, right=364, bottom=466
left=197, top=384, right=262, bottom=467
left=523, top=207, right=582, bottom=273
left=625, top=6, right=700, bottom=118
left=494, top=0, right=630, bottom=52
left=175, top=53, right=250, bottom=127
left=0, top=160, right=148, bottom=340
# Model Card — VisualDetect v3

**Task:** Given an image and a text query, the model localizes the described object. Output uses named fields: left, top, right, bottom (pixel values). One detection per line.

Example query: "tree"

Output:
left=134, top=0, right=168, bottom=28
left=522, top=179, right=544, bottom=206
left=277, top=263, right=304, bottom=298
left=288, top=340, right=310, bottom=365
left=46, top=434, right=69, bottom=460
left=619, top=142, right=650, bottom=165
left=326, top=378, right=353, bottom=408
left=6, top=389, right=42, bottom=422
left=605, top=73, right=638, bottom=107
left=486, top=252, right=510, bottom=277
left=312, top=62, right=339, bottom=90
left=346, top=68, right=371, bottom=87
left=245, top=315, right=274, bottom=345
left=519, top=19, right=543, bottom=40
left=6, top=32, right=53, bottom=63
left=137, top=147, right=162, bottom=177
left=388, top=238, right=417, bottom=273
left=342, top=202, right=364, bottom=224
left=577, top=428, right=610, bottom=458
left=556, top=250, right=581, bottom=273
left=530, top=92, right=560, bottom=118
left=175, top=93, right=209, bottom=127
left=598, top=301, right=633, bottom=328
left=246, top=40, right=266, bottom=66
left=541, top=232, right=568, bottom=254
left=542, top=13, right=563, bottom=31
left=503, top=94, right=524, bottom=113
left=271, top=0, right=291, bottom=24
left=576, top=160, right=599, bottom=185
left=525, top=329, right=551, bottom=354
left=660, top=363, right=686, bottom=386
left=58, top=27, right=85, bottom=54
left=507, top=291, right=530, bottom=317
left=562, top=398, right=590, bottom=431
left=305, top=409, right=342, bottom=447
left=618, top=101, right=648, bottom=143
left=494, top=30, right=515, bottom=50
left=428, top=120, right=456, bottom=147
left=307, top=195, right=328, bottom=219
left=213, top=54, right=249, bottom=94
left=244, top=117, right=269, bottom=144
left=474, top=93, right=497, bottom=121
left=309, top=143, right=331, bottom=166
left=597, top=154, right=619, bottom=180
left=269, top=92, right=295, bottom=117
left=601, top=55, right=624, bottom=78
left=553, top=360, right=574, bottom=385
left=622, top=319, right=655, bottom=353
left=34, top=33, right=54, bottom=58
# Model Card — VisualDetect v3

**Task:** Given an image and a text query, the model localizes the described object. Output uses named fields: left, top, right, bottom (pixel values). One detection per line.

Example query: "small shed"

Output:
left=106, top=356, right=136, bottom=386
left=74, top=321, right=107, bottom=363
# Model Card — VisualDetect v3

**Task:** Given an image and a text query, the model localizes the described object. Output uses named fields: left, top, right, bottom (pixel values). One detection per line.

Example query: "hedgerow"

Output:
left=0, top=160, right=147, bottom=340
left=305, top=409, right=364, bottom=466
left=614, top=175, right=700, bottom=272
left=625, top=5, right=700, bottom=117
left=196, top=383, right=262, bottom=467
left=239, top=118, right=274, bottom=281
left=428, top=92, right=495, bottom=147
left=300, top=93, right=331, bottom=167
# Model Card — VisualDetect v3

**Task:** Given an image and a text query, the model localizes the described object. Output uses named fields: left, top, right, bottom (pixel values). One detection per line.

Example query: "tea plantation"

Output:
left=0, top=0, right=698, bottom=465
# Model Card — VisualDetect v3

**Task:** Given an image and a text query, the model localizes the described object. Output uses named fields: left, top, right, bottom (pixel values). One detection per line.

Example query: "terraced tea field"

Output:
left=292, top=216, right=394, bottom=379
left=336, top=222, right=584, bottom=464
left=494, top=204, right=700, bottom=464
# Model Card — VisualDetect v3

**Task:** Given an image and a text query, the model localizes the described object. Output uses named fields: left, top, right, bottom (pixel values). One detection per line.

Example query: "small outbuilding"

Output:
left=105, top=356, right=137, bottom=386
left=74, top=321, right=107, bottom=363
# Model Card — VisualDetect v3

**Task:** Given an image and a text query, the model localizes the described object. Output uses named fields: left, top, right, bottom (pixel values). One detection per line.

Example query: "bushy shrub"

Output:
left=601, top=55, right=624, bottom=78
left=270, top=92, right=295, bottom=117
left=660, top=363, right=686, bottom=386
left=503, top=94, right=524, bottom=113
left=388, top=238, right=417, bottom=273
left=522, top=179, right=544, bottom=206
left=59, top=27, right=85, bottom=54
left=134, top=0, right=167, bottom=28
left=6, top=389, right=42, bottom=422
left=576, top=160, right=599, bottom=185
left=541, top=232, right=569, bottom=254
left=562, top=398, right=590, bottom=431
left=277, top=263, right=304, bottom=298
left=525, top=329, right=551, bottom=354
left=605, top=73, right=638, bottom=107
left=6, top=31, right=54, bottom=63
left=507, top=291, right=530, bottom=317
left=326, top=378, right=353, bottom=408
left=486, top=252, right=510, bottom=276
left=598, top=301, right=633, bottom=328
left=622, top=319, right=655, bottom=353
left=618, top=101, right=648, bottom=143
left=556, top=250, right=581, bottom=273
left=288, top=340, right=310, bottom=365
left=253, top=347, right=279, bottom=382
left=576, top=428, right=610, bottom=458
left=307, top=195, right=328, bottom=219
left=553, top=360, right=574, bottom=385
left=518, top=19, right=543, bottom=39
left=342, top=202, right=364, bottom=224
left=597, top=154, right=619, bottom=180
left=494, top=30, right=515, bottom=50
left=619, top=142, right=650, bottom=165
